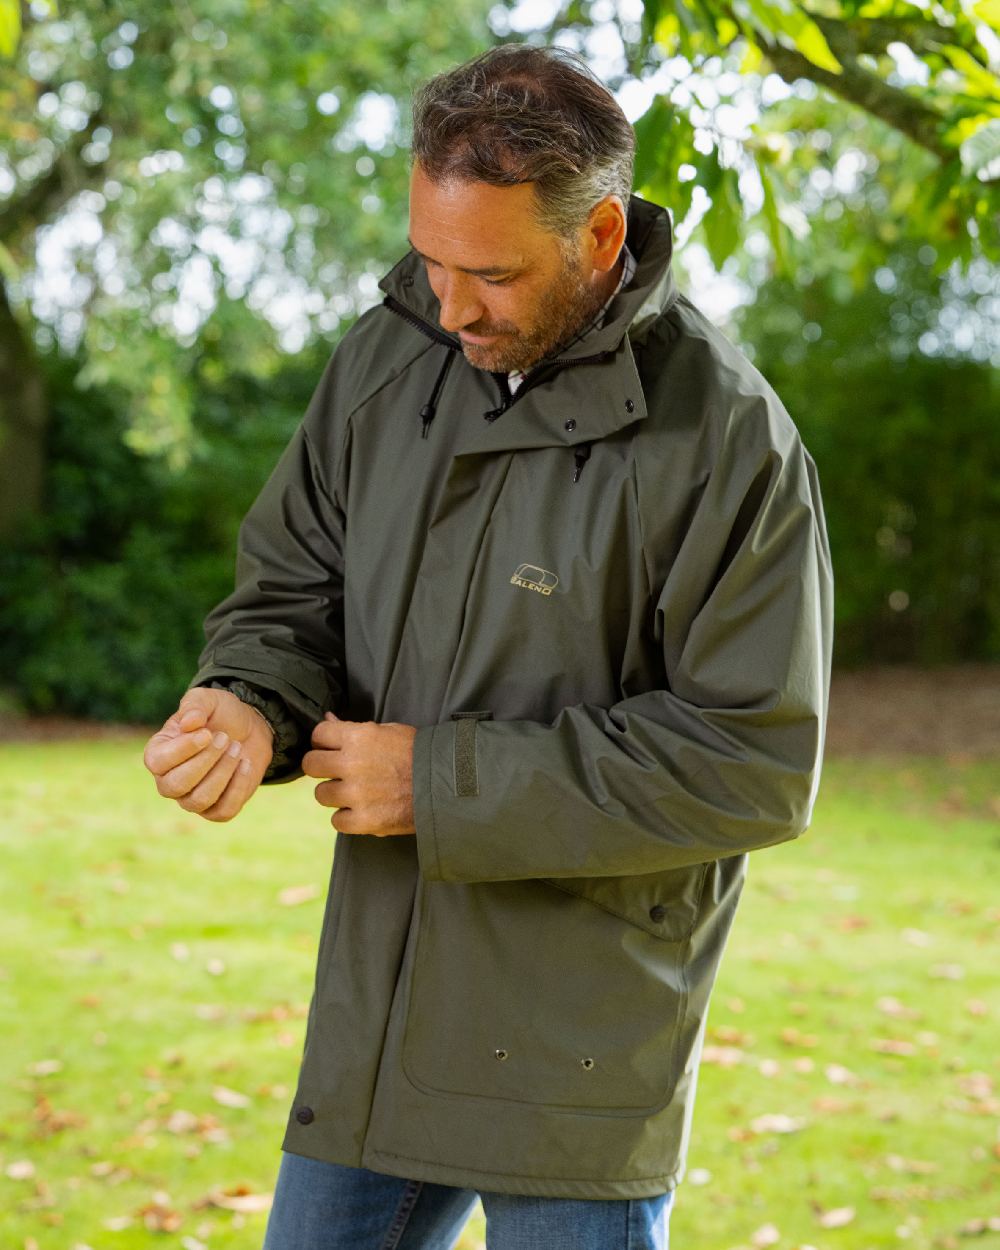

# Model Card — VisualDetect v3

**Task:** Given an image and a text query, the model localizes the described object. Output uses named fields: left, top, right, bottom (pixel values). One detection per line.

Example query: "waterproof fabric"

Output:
left=191, top=195, right=833, bottom=1199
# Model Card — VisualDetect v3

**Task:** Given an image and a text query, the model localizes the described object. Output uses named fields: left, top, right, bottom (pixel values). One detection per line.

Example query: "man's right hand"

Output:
left=143, top=687, right=274, bottom=821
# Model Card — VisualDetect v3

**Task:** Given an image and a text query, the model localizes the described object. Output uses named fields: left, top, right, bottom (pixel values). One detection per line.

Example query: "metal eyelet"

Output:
left=581, top=1057, right=595, bottom=1071
left=495, top=1048, right=509, bottom=1062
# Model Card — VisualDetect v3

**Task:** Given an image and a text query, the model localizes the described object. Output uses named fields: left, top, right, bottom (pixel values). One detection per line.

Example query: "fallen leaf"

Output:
left=688, top=1168, right=711, bottom=1186
left=877, top=996, right=921, bottom=1020
left=929, top=963, right=964, bottom=980
left=101, top=1216, right=133, bottom=1231
left=197, top=1185, right=273, bottom=1213
left=138, top=1203, right=183, bottom=1232
left=701, top=1045, right=744, bottom=1068
left=758, top=1059, right=781, bottom=1078
left=27, top=1059, right=63, bottom=1077
left=212, top=1085, right=251, bottom=1109
left=818, top=1206, right=855, bottom=1228
left=960, top=1217, right=1000, bottom=1235
left=825, top=1063, right=860, bottom=1086
left=205, top=958, right=226, bottom=976
left=277, top=883, right=319, bottom=906
left=752, top=1224, right=781, bottom=1247
left=780, top=1027, right=819, bottom=1048
left=749, top=1113, right=807, bottom=1135
left=871, top=1038, right=917, bottom=1056
left=965, top=999, right=989, bottom=1017
left=6, top=1160, right=36, bottom=1180
left=902, top=928, right=933, bottom=947
left=886, top=1154, right=939, bottom=1175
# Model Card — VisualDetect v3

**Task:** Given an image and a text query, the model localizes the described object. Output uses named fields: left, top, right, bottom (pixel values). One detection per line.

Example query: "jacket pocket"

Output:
left=542, top=862, right=709, bottom=943
left=400, top=869, right=704, bottom=1115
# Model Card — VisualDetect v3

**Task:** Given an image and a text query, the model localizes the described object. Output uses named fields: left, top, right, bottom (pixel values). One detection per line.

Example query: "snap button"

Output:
left=625, top=398, right=635, bottom=413
left=402, top=275, right=414, bottom=287
left=295, top=1105, right=315, bottom=1125
left=495, top=1048, right=509, bottom=1062
left=649, top=904, right=667, bottom=923
left=564, top=418, right=576, bottom=432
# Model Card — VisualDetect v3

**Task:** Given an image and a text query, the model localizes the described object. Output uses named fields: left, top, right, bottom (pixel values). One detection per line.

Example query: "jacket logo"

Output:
left=510, top=563, right=559, bottom=596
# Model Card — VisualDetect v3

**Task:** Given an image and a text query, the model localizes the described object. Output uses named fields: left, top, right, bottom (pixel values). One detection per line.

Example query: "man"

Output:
left=144, top=45, right=833, bottom=1249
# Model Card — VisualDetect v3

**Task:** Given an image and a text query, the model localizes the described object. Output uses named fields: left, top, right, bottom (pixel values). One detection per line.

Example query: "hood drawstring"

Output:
left=483, top=371, right=513, bottom=423
left=419, top=349, right=455, bottom=438
left=573, top=442, right=592, bottom=483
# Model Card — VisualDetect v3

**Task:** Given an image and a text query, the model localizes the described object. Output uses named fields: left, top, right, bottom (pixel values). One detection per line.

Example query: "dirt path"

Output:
left=1, top=666, right=998, bottom=756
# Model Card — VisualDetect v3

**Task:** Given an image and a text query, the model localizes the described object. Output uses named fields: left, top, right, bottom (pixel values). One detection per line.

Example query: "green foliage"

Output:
left=0, top=0, right=494, bottom=461
left=0, top=343, right=330, bottom=722
left=736, top=252, right=1000, bottom=665
left=627, top=0, right=1000, bottom=272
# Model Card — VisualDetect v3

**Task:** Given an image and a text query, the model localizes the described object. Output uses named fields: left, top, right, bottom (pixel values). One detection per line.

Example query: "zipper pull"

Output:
left=573, top=442, right=592, bottom=483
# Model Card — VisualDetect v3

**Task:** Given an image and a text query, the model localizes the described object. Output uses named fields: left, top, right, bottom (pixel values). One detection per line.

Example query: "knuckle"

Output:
left=158, top=775, right=184, bottom=799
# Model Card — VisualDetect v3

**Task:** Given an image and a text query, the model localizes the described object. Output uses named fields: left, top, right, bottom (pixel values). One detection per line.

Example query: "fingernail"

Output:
left=213, top=732, right=229, bottom=750
left=324, top=711, right=337, bottom=721
left=195, top=729, right=212, bottom=747
left=239, top=758, right=252, bottom=775
left=227, top=740, right=242, bottom=759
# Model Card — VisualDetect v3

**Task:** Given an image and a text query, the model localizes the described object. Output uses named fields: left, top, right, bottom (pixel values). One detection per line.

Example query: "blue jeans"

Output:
left=263, top=1151, right=673, bottom=1250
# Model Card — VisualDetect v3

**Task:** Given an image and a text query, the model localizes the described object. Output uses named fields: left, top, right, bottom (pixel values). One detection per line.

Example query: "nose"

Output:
left=435, top=273, right=485, bottom=334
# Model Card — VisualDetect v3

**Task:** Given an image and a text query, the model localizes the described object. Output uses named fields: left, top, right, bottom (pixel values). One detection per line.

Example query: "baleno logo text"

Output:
left=510, top=564, right=559, bottom=596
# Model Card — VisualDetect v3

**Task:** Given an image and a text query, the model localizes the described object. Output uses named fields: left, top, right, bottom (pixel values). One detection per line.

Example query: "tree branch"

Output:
left=0, top=108, right=108, bottom=247
left=754, top=30, right=954, bottom=163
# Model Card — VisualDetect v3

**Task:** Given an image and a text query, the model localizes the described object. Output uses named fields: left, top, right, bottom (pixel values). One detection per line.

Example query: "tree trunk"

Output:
left=0, top=279, right=48, bottom=538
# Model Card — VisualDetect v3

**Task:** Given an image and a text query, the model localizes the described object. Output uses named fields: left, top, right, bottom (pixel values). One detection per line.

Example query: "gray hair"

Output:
left=411, top=45, right=635, bottom=238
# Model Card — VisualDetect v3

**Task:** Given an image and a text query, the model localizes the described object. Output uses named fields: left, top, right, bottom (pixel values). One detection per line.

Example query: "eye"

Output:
left=481, top=275, right=513, bottom=287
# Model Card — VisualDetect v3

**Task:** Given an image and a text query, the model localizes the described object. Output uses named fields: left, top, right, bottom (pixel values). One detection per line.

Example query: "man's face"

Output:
left=408, top=163, right=607, bottom=374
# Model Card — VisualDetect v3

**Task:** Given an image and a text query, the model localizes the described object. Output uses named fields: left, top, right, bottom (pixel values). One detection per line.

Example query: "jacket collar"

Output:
left=378, top=195, right=680, bottom=455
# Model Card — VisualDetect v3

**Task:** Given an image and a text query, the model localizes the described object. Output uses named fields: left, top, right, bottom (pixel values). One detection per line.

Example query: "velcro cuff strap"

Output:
left=450, top=711, right=492, bottom=798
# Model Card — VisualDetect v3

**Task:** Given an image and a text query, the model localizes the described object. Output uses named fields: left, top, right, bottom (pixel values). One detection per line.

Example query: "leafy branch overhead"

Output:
left=633, top=0, right=1000, bottom=272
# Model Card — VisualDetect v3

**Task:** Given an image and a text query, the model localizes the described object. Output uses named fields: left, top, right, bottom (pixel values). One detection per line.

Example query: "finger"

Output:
left=329, top=805, right=360, bottom=835
left=145, top=727, right=213, bottom=775
left=156, top=731, right=233, bottom=799
left=178, top=706, right=208, bottom=731
left=301, top=749, right=343, bottom=779
left=177, top=740, right=245, bottom=814
left=311, top=719, right=346, bottom=749
left=201, top=756, right=260, bottom=822
left=314, top=779, right=349, bottom=809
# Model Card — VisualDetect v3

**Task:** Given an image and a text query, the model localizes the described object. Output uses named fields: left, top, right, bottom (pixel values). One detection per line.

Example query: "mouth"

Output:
left=459, top=330, right=502, bottom=346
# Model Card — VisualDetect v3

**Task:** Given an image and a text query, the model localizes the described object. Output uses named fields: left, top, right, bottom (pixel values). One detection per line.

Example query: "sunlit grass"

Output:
left=1, top=742, right=996, bottom=1249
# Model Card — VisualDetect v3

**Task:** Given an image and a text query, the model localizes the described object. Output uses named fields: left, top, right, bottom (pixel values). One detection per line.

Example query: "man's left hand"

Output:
left=304, top=712, right=417, bottom=836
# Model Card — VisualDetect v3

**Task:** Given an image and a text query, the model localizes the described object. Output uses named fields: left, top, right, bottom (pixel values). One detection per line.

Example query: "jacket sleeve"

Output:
left=188, top=354, right=347, bottom=780
left=412, top=407, right=834, bottom=883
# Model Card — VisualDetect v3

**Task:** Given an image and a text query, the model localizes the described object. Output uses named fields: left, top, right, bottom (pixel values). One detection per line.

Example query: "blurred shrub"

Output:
left=0, top=345, right=330, bottom=723
left=736, top=265, right=1000, bottom=666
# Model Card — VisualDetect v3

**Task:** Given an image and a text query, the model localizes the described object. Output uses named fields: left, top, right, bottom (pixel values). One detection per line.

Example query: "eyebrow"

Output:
left=407, top=238, right=518, bottom=278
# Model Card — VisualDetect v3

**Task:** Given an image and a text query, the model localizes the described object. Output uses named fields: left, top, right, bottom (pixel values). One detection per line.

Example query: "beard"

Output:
left=457, top=244, right=610, bottom=375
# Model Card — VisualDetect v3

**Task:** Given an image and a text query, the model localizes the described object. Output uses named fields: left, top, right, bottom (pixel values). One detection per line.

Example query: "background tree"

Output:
left=526, top=0, right=999, bottom=280
left=0, top=0, right=493, bottom=535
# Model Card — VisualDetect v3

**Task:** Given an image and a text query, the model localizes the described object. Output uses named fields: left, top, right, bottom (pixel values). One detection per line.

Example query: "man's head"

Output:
left=408, top=45, right=636, bottom=373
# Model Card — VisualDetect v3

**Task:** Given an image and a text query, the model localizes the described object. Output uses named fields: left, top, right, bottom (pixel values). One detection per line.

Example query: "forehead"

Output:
left=408, top=163, right=559, bottom=267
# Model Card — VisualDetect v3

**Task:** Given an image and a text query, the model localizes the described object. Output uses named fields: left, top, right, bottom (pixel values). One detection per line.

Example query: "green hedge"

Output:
left=0, top=348, right=327, bottom=723
left=736, top=267, right=1000, bottom=666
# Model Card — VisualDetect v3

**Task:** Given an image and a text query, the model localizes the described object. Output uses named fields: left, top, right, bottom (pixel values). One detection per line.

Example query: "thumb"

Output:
left=177, top=686, right=218, bottom=729
left=324, top=710, right=341, bottom=722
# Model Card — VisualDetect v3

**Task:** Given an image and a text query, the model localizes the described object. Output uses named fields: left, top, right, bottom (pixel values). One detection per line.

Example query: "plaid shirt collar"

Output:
left=508, top=243, right=637, bottom=394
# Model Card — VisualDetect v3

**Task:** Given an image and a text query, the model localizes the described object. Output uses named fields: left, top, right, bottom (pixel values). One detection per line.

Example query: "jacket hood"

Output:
left=376, top=196, right=682, bottom=458
left=378, top=194, right=680, bottom=365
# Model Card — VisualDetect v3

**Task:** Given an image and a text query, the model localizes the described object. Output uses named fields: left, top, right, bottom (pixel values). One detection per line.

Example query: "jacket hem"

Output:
left=362, top=1145, right=679, bottom=1200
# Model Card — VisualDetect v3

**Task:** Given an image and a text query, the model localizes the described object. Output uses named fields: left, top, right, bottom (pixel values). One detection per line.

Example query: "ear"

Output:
left=586, top=195, right=628, bottom=274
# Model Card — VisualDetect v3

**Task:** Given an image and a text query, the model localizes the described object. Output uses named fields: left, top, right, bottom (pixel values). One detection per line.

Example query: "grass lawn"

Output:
left=1, top=740, right=997, bottom=1249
